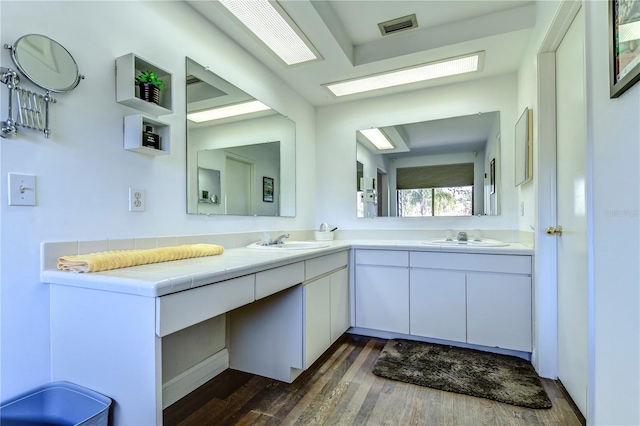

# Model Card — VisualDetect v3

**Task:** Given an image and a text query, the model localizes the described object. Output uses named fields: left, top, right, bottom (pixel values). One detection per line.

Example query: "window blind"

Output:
left=396, top=163, right=474, bottom=189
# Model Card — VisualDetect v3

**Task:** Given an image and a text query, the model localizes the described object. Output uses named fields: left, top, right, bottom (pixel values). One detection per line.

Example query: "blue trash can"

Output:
left=0, top=381, right=111, bottom=426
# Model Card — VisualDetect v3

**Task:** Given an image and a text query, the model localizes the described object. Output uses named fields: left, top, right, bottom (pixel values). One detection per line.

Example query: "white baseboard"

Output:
left=347, top=327, right=531, bottom=360
left=162, top=348, right=229, bottom=408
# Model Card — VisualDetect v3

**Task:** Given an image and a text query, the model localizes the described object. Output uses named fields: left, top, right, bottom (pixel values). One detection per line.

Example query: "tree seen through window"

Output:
left=397, top=186, right=473, bottom=217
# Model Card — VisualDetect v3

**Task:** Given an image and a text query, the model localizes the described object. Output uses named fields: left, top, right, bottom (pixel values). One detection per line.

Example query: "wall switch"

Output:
left=129, top=188, right=145, bottom=212
left=520, top=201, right=525, bottom=216
left=8, top=173, right=36, bottom=206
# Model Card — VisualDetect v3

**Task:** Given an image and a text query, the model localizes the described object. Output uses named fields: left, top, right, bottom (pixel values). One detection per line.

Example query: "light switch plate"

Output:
left=8, top=173, right=36, bottom=206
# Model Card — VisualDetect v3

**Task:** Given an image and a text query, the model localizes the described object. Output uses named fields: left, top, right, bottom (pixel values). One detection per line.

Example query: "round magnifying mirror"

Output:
left=10, top=34, right=82, bottom=92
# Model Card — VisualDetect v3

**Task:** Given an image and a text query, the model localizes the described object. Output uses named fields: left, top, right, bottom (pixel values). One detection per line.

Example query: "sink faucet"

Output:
left=457, top=231, right=468, bottom=241
left=271, top=233, right=290, bottom=245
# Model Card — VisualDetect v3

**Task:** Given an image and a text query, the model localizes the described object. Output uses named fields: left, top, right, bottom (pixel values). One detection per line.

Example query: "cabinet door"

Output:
left=304, top=276, right=331, bottom=368
left=466, top=273, right=532, bottom=351
left=330, top=267, right=349, bottom=343
left=355, top=265, right=409, bottom=333
left=410, top=269, right=466, bottom=343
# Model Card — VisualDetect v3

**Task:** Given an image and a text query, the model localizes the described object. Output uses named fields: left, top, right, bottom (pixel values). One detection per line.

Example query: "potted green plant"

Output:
left=136, top=71, right=165, bottom=105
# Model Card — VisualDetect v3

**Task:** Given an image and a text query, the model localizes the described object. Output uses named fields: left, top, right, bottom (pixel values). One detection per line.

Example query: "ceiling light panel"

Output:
left=219, top=0, right=320, bottom=66
left=360, top=128, right=395, bottom=150
left=187, top=100, right=270, bottom=123
left=325, top=52, right=482, bottom=97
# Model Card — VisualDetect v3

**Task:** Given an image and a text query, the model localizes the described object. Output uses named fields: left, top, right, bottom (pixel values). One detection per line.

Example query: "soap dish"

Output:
left=314, top=231, right=334, bottom=241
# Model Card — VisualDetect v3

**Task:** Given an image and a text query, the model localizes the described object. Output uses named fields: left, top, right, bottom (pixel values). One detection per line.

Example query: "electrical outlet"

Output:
left=129, top=188, right=145, bottom=212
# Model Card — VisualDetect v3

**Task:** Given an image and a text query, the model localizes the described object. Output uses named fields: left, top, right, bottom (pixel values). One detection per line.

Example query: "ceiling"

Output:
left=186, top=0, right=536, bottom=107
left=379, top=111, right=500, bottom=157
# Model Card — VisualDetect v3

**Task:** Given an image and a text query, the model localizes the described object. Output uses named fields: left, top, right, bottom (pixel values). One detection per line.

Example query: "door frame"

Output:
left=535, top=0, right=594, bottom=418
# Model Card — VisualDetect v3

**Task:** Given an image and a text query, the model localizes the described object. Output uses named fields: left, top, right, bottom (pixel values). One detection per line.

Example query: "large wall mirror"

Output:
left=356, top=112, right=501, bottom=218
left=186, top=57, right=296, bottom=216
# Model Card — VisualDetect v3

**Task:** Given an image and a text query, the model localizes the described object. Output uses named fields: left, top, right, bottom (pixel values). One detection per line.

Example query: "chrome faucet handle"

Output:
left=457, top=231, right=468, bottom=241
left=272, top=233, right=290, bottom=245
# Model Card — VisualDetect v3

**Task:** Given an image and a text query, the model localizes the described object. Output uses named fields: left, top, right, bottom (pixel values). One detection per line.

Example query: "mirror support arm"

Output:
left=1, top=67, right=19, bottom=139
left=1, top=66, right=57, bottom=139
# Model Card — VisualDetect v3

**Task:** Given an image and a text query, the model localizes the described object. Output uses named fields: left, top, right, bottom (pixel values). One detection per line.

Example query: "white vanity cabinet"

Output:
left=230, top=250, right=350, bottom=382
left=354, top=248, right=533, bottom=353
left=303, top=266, right=349, bottom=368
left=409, top=251, right=533, bottom=352
left=46, top=245, right=350, bottom=425
left=355, top=250, right=410, bottom=334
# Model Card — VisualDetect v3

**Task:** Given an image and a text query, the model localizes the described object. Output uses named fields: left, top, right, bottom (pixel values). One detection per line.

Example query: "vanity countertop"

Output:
left=41, top=240, right=533, bottom=298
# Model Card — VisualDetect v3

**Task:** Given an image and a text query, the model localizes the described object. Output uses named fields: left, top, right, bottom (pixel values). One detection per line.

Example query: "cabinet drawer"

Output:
left=255, top=262, right=305, bottom=300
left=156, top=275, right=254, bottom=337
left=410, top=252, right=531, bottom=274
left=356, top=249, right=408, bottom=267
left=306, top=250, right=348, bottom=281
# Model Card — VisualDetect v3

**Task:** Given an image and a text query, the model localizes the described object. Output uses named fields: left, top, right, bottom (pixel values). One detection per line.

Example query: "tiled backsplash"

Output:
left=41, top=228, right=534, bottom=273
left=40, top=230, right=314, bottom=272
left=333, top=229, right=524, bottom=243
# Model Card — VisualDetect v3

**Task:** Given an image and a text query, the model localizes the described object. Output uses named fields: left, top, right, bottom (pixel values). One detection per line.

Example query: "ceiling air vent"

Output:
left=378, top=14, right=418, bottom=36
left=186, top=75, right=202, bottom=85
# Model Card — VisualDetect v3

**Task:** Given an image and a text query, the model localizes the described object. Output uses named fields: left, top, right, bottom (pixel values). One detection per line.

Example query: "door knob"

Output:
left=545, top=225, right=563, bottom=236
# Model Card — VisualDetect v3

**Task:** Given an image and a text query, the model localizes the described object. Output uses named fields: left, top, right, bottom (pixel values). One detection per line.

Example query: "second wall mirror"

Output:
left=356, top=112, right=501, bottom=218
left=185, top=57, right=296, bottom=217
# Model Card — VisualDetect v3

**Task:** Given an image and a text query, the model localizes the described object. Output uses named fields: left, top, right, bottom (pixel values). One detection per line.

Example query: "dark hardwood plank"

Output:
left=164, top=334, right=584, bottom=426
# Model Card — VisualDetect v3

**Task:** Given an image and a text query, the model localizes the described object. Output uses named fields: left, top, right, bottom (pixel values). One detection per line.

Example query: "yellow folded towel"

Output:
left=57, top=244, right=224, bottom=273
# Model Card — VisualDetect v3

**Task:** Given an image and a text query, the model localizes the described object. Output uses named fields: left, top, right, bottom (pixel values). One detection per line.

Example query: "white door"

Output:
left=225, top=156, right=252, bottom=215
left=555, top=7, right=588, bottom=417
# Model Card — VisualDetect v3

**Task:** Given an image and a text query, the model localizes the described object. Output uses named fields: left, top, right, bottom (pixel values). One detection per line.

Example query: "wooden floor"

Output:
left=164, top=334, right=584, bottom=426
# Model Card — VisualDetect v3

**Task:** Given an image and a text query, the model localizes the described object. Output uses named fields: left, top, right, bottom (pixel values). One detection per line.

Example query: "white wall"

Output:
left=516, top=0, right=563, bottom=383
left=516, top=2, right=565, bottom=233
left=585, top=2, right=640, bottom=424
left=520, top=1, right=640, bottom=423
left=316, top=73, right=519, bottom=231
left=0, top=1, right=316, bottom=400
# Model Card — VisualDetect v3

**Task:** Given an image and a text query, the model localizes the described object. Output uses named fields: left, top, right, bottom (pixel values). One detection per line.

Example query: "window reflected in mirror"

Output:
left=356, top=112, right=501, bottom=218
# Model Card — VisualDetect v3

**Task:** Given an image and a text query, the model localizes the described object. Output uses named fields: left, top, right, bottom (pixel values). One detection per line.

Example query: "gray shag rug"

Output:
left=373, top=339, right=552, bottom=409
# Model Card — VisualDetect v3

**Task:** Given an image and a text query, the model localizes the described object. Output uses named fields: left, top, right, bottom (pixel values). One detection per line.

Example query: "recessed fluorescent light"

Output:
left=187, top=100, right=270, bottom=123
left=360, top=128, right=395, bottom=150
left=219, top=0, right=320, bottom=66
left=325, top=52, right=482, bottom=97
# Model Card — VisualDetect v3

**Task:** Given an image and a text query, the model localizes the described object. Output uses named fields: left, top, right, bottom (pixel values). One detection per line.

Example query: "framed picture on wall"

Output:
left=263, top=177, right=274, bottom=203
left=610, top=0, right=640, bottom=97
left=515, top=108, right=533, bottom=187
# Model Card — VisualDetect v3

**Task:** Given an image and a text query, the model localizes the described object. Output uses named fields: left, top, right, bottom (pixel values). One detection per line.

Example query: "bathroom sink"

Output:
left=423, top=238, right=509, bottom=247
left=247, top=241, right=330, bottom=250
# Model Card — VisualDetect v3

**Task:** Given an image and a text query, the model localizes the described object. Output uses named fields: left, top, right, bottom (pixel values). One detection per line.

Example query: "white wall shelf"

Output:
left=124, top=114, right=170, bottom=156
left=116, top=53, right=173, bottom=116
